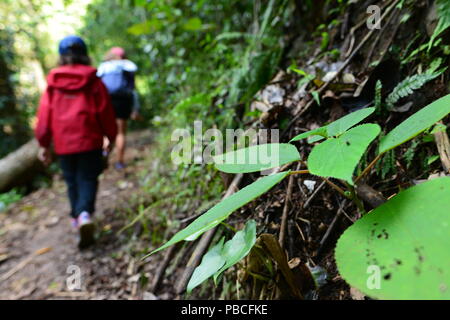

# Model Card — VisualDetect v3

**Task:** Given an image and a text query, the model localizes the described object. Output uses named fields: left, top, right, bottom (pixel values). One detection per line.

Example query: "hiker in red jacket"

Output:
left=35, top=35, right=117, bottom=249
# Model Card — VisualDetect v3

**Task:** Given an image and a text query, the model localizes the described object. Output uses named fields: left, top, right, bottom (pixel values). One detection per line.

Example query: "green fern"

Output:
left=404, top=140, right=420, bottom=169
left=374, top=80, right=382, bottom=112
left=428, top=0, right=450, bottom=51
left=386, top=71, right=444, bottom=109
left=380, top=150, right=396, bottom=180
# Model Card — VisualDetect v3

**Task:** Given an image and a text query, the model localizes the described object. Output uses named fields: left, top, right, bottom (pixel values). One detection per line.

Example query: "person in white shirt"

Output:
left=97, top=47, right=140, bottom=170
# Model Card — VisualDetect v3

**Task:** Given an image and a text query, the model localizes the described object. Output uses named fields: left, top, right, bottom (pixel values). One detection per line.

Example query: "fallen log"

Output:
left=0, top=139, right=41, bottom=193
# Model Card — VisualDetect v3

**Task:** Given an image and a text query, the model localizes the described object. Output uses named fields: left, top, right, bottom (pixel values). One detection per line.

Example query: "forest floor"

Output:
left=0, top=130, right=167, bottom=300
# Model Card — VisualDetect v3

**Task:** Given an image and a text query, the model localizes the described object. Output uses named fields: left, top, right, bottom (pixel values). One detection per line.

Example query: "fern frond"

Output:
left=374, top=80, right=382, bottom=111
left=386, top=71, right=444, bottom=109
left=428, top=0, right=450, bottom=51
left=404, top=140, right=419, bottom=169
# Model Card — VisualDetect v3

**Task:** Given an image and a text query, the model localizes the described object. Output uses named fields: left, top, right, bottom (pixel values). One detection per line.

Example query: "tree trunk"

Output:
left=0, top=139, right=41, bottom=193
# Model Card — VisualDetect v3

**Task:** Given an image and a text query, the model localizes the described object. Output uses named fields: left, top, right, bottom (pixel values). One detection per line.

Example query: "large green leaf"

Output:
left=290, top=127, right=328, bottom=142
left=308, top=124, right=381, bottom=184
left=335, top=177, right=450, bottom=299
left=187, top=238, right=226, bottom=294
left=148, top=172, right=289, bottom=255
left=214, top=144, right=300, bottom=173
left=187, top=220, right=257, bottom=293
left=327, top=107, right=375, bottom=137
left=379, top=94, right=450, bottom=154
left=290, top=107, right=375, bottom=142
left=213, top=219, right=257, bottom=282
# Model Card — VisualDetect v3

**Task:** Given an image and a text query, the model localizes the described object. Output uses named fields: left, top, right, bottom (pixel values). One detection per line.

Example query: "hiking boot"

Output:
left=77, top=211, right=96, bottom=249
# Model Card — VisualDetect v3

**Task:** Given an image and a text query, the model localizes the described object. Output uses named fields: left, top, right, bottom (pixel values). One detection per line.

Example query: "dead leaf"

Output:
left=35, top=247, right=52, bottom=255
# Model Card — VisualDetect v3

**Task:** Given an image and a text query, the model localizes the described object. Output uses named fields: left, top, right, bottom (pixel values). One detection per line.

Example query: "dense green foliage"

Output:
left=0, top=29, right=22, bottom=157
left=81, top=0, right=291, bottom=130
left=0, top=0, right=85, bottom=157
left=0, top=189, right=22, bottom=212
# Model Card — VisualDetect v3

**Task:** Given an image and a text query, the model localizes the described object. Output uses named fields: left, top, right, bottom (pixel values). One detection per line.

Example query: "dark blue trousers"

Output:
left=59, top=150, right=103, bottom=218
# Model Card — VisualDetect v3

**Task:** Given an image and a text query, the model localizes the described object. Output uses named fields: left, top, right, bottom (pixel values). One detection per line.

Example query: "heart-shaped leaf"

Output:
left=307, top=124, right=381, bottom=184
left=147, top=171, right=290, bottom=256
left=214, top=144, right=300, bottom=173
left=379, top=94, right=450, bottom=154
left=335, top=177, right=450, bottom=299
left=213, top=219, right=257, bottom=282
left=187, top=238, right=226, bottom=293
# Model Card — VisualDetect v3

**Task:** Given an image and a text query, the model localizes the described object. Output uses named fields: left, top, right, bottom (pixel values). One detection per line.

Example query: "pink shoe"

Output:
left=71, top=218, right=79, bottom=229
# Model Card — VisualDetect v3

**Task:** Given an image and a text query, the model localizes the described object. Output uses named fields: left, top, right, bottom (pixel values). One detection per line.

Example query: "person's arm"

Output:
left=96, top=62, right=105, bottom=78
left=122, top=59, right=138, bottom=73
left=132, top=90, right=140, bottom=112
left=95, top=80, right=118, bottom=148
left=35, top=87, right=53, bottom=164
left=131, top=90, right=145, bottom=121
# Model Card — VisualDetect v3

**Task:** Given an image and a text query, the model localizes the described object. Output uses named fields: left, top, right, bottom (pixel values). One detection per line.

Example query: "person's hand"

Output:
left=131, top=111, right=143, bottom=121
left=38, top=147, right=52, bottom=166
left=103, top=138, right=114, bottom=153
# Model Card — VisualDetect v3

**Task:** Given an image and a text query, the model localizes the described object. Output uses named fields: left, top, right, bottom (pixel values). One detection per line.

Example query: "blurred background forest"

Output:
left=0, top=0, right=292, bottom=195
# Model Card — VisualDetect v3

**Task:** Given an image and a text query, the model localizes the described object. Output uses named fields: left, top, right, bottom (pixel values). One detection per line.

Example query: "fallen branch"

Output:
left=303, top=180, right=326, bottom=209
left=279, top=164, right=300, bottom=249
left=150, top=244, right=179, bottom=292
left=317, top=199, right=348, bottom=257
left=0, top=247, right=51, bottom=282
left=364, top=6, right=400, bottom=68
left=356, top=183, right=387, bottom=209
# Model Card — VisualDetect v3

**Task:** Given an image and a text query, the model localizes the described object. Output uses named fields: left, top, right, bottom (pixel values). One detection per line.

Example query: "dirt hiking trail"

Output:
left=0, top=131, right=165, bottom=300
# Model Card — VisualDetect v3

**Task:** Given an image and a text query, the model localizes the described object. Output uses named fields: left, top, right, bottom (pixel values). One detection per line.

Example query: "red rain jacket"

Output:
left=35, top=64, right=117, bottom=155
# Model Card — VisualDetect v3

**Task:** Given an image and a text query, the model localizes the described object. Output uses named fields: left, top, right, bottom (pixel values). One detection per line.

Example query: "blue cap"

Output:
left=58, top=35, right=87, bottom=55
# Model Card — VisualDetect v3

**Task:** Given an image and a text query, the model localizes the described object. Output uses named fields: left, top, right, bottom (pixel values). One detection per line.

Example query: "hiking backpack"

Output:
left=101, top=69, right=134, bottom=96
